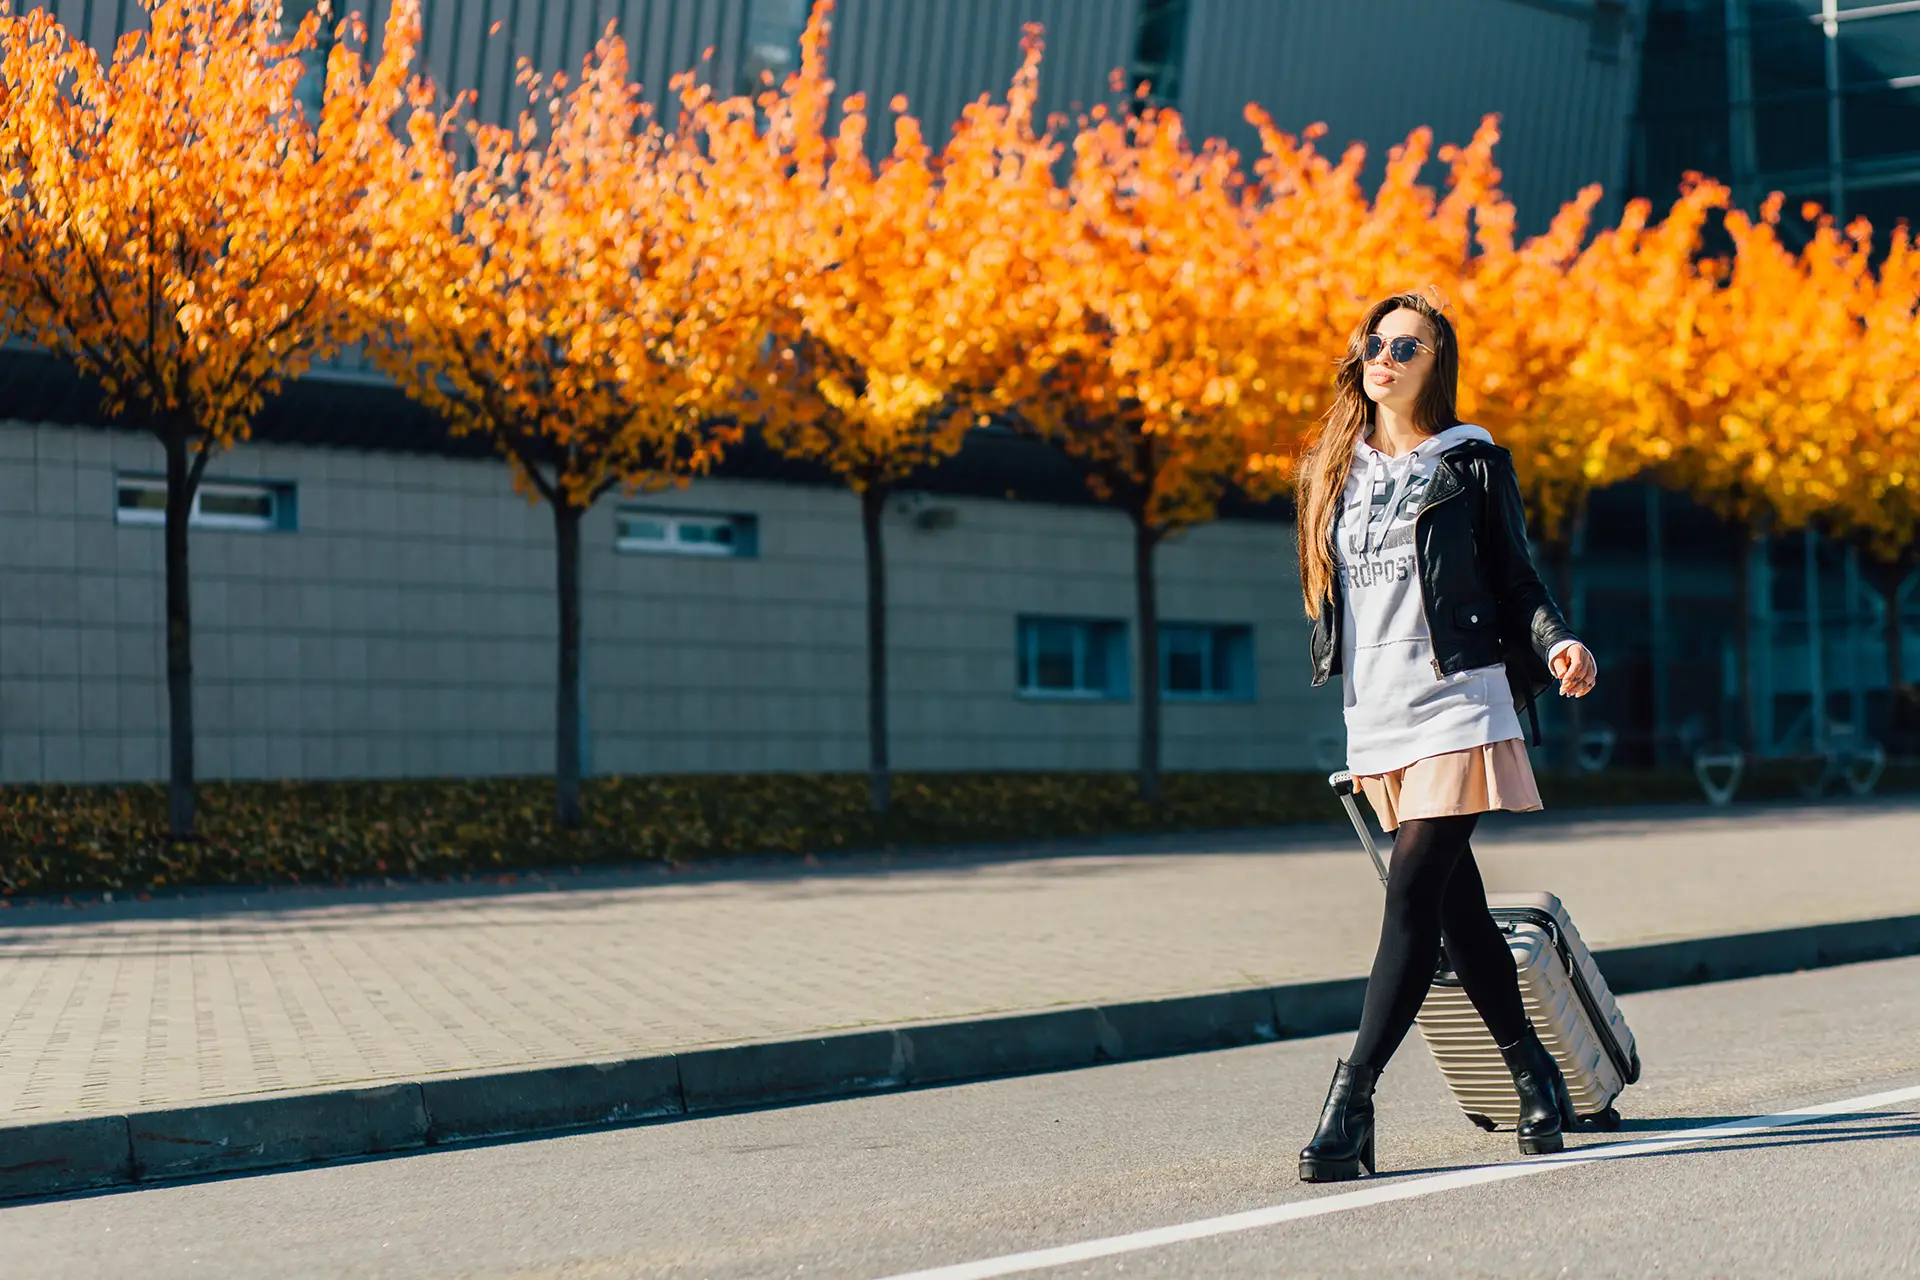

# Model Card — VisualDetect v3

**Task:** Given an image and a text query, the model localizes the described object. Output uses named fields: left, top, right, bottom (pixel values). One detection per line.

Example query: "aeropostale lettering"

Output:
left=1338, top=554, right=1416, bottom=590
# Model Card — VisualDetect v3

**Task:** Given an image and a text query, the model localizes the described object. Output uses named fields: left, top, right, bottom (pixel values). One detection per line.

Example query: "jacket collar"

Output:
left=1426, top=454, right=1466, bottom=506
left=1425, top=438, right=1500, bottom=507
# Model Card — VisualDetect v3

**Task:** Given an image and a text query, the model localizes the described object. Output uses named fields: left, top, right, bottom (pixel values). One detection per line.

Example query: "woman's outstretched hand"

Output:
left=1551, top=643, right=1598, bottom=698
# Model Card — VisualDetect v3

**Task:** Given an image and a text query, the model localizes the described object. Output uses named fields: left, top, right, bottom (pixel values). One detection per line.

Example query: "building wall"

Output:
left=1176, top=0, right=1647, bottom=233
left=21, top=0, right=1640, bottom=227
left=0, top=420, right=1340, bottom=784
left=19, top=0, right=1139, bottom=138
left=818, top=0, right=1141, bottom=155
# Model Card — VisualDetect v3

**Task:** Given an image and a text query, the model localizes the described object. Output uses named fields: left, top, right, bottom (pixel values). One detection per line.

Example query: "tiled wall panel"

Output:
left=0, top=420, right=1340, bottom=781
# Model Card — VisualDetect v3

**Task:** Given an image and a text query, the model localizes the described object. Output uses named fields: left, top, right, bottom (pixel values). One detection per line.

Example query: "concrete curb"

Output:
left=4, top=911, right=1917, bottom=1202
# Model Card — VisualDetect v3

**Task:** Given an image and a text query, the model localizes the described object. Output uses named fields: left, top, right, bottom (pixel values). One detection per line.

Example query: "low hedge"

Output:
left=2, top=763, right=1915, bottom=899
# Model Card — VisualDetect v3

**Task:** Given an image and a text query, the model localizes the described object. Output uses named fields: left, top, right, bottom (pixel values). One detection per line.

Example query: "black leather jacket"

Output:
left=1308, top=439, right=1578, bottom=736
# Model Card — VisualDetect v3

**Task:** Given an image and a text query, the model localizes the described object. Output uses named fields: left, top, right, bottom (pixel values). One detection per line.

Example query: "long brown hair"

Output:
left=1296, top=291, right=1462, bottom=618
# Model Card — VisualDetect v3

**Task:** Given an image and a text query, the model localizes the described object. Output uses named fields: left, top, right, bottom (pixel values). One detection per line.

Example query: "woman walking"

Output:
left=1295, top=290, right=1599, bottom=1183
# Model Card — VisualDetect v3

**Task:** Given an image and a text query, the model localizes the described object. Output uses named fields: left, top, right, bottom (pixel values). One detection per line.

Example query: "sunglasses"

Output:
left=1363, top=334, right=1431, bottom=364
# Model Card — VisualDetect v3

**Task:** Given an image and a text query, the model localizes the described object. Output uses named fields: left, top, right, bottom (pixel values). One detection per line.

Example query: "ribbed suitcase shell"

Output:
left=1416, top=890, right=1641, bottom=1130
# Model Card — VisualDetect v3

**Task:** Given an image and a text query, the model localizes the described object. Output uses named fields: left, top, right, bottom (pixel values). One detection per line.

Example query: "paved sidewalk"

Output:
left=2, top=798, right=1918, bottom=1124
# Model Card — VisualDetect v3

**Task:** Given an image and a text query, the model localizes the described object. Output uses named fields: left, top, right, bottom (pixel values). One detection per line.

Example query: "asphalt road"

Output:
left=6, top=955, right=1919, bottom=1279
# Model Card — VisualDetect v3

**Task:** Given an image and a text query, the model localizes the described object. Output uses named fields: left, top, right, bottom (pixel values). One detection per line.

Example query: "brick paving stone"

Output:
left=0, top=799, right=1915, bottom=1121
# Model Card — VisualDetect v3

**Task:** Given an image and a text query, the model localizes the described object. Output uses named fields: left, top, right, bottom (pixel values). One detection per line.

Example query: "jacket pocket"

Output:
left=1452, top=602, right=1495, bottom=630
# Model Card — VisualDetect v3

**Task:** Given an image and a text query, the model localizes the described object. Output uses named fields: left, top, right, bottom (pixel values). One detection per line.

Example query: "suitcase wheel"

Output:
left=1465, top=1113, right=1499, bottom=1132
left=1584, top=1106, right=1622, bottom=1132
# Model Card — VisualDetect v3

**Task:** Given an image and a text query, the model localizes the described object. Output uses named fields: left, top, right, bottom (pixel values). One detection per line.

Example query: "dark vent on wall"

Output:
left=1129, top=0, right=1192, bottom=106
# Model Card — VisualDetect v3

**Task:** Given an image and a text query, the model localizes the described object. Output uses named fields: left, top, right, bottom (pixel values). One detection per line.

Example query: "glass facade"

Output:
left=1635, top=0, right=1920, bottom=239
left=1585, top=3, right=1920, bottom=766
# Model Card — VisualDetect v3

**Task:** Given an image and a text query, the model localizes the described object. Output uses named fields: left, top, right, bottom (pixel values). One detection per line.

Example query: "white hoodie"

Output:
left=1335, top=423, right=1526, bottom=776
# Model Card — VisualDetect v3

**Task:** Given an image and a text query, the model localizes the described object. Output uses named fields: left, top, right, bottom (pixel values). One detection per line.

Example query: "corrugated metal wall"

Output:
left=396, top=0, right=1142, bottom=146
left=13, top=1, right=139, bottom=49
left=821, top=0, right=1139, bottom=153
left=1176, top=0, right=1646, bottom=233
left=14, top=2, right=1637, bottom=227
left=392, top=0, right=753, bottom=124
left=16, top=0, right=754, bottom=121
left=16, top=1, right=1134, bottom=144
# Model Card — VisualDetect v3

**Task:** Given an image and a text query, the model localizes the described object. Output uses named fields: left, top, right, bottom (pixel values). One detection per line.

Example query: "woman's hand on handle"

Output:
left=1550, top=643, right=1597, bottom=698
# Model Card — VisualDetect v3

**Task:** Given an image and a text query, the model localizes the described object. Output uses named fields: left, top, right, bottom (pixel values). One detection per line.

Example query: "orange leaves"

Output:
left=1847, top=223, right=1920, bottom=559
left=1013, top=95, right=1259, bottom=534
left=737, top=2, right=1064, bottom=494
left=6, top=0, right=1915, bottom=565
left=1603, top=186, right=1917, bottom=554
left=356, top=23, right=768, bottom=509
left=0, top=0, right=417, bottom=443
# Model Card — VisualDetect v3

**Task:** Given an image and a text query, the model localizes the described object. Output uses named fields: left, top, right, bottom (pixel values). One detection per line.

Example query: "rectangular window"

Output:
left=615, top=507, right=757, bottom=558
left=1160, top=622, right=1255, bottom=701
left=114, top=476, right=295, bottom=532
left=1129, top=0, right=1192, bottom=105
left=1017, top=617, right=1129, bottom=699
left=736, top=0, right=810, bottom=96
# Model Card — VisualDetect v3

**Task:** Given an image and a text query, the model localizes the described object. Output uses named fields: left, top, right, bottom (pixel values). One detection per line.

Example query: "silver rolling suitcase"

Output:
left=1329, top=770, right=1641, bottom=1132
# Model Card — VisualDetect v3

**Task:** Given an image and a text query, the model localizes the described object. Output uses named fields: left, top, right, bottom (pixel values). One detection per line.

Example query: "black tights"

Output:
left=1348, top=814, right=1529, bottom=1072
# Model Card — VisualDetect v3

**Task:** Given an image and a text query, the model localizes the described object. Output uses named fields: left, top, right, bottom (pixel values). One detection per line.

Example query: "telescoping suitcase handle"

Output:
left=1328, top=770, right=1390, bottom=887
left=1331, top=770, right=1641, bottom=1088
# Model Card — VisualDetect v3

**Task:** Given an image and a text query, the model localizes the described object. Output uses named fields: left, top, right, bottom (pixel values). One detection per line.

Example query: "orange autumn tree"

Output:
left=1755, top=206, right=1920, bottom=714
left=1239, top=111, right=1660, bottom=533
left=1628, top=189, right=1863, bottom=747
left=1452, top=180, right=1608, bottom=541
left=744, top=5, right=1065, bottom=814
left=0, top=0, right=417, bottom=839
left=1239, top=115, right=1510, bottom=495
left=358, top=31, right=772, bottom=827
left=1452, top=178, right=1722, bottom=763
left=1670, top=195, right=1858, bottom=533
left=1842, top=221, right=1920, bottom=703
left=1461, top=177, right=1728, bottom=633
left=1026, top=92, right=1260, bottom=803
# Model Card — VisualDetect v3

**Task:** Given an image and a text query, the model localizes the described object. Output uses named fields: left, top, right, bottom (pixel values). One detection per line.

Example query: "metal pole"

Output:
left=1846, top=544, right=1865, bottom=733
left=1570, top=504, right=1590, bottom=632
left=1647, top=487, right=1671, bottom=764
left=1726, top=0, right=1758, bottom=211
left=1805, top=529, right=1826, bottom=748
left=1751, top=532, right=1775, bottom=752
left=1822, top=0, right=1846, bottom=221
left=1902, top=568, right=1919, bottom=695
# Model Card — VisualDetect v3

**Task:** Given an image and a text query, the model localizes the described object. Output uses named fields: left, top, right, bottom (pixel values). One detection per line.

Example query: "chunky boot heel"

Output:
left=1299, top=1059, right=1379, bottom=1183
left=1498, top=1027, right=1567, bottom=1157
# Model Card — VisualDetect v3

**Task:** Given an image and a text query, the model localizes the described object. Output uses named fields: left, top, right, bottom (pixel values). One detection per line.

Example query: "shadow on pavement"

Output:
left=1341, top=1110, right=1920, bottom=1182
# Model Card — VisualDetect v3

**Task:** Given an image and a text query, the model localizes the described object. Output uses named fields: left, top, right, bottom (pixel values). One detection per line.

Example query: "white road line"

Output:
left=877, top=1082, right=1920, bottom=1280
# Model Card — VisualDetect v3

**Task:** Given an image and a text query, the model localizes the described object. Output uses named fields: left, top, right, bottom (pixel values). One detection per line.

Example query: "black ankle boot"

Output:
left=1299, top=1059, right=1378, bottom=1182
left=1497, top=1026, right=1573, bottom=1156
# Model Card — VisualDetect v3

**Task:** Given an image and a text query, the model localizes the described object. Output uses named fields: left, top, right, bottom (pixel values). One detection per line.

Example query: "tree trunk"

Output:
left=860, top=485, right=891, bottom=816
left=1133, top=514, right=1162, bottom=804
left=553, top=500, right=585, bottom=828
left=162, top=427, right=198, bottom=841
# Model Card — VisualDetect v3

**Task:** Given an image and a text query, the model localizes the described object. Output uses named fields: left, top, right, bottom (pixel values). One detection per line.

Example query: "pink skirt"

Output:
left=1357, top=738, right=1543, bottom=833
